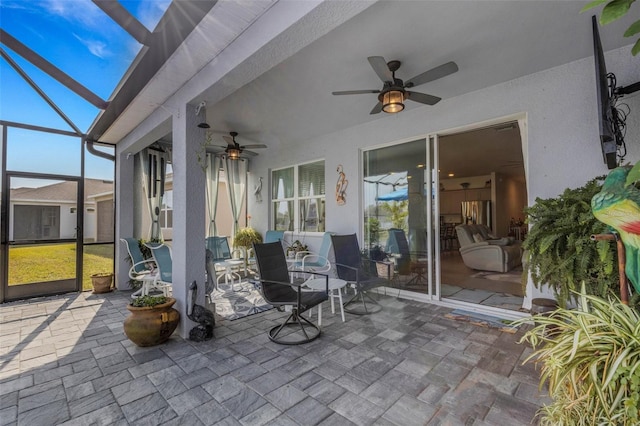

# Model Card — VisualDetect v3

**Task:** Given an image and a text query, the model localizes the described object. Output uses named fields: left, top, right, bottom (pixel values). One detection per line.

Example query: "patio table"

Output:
left=303, top=277, right=347, bottom=324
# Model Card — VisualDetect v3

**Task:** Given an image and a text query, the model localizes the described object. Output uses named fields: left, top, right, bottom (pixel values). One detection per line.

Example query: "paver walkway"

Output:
left=0, top=290, right=548, bottom=425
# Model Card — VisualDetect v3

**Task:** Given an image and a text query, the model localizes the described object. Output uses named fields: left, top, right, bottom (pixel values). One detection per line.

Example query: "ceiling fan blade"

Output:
left=242, top=150, right=259, bottom=156
left=368, top=56, right=392, bottom=82
left=405, top=61, right=458, bottom=88
left=370, top=102, right=383, bottom=115
left=406, top=91, right=441, bottom=105
left=222, top=135, right=234, bottom=145
left=204, top=145, right=227, bottom=153
left=241, top=144, right=267, bottom=149
left=332, top=90, right=380, bottom=95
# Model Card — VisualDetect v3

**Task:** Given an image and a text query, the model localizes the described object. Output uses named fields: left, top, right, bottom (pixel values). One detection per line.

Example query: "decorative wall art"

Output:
left=336, top=164, right=348, bottom=205
left=254, top=176, right=263, bottom=203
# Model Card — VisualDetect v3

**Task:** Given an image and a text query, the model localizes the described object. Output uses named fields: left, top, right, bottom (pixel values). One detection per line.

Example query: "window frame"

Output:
left=271, top=159, right=325, bottom=233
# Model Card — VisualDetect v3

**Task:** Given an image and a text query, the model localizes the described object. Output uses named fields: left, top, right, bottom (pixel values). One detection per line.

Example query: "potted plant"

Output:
left=90, top=272, right=114, bottom=294
left=517, top=285, right=640, bottom=425
left=233, top=227, right=263, bottom=251
left=286, top=239, right=308, bottom=258
left=123, top=295, right=180, bottom=347
left=523, top=176, right=619, bottom=307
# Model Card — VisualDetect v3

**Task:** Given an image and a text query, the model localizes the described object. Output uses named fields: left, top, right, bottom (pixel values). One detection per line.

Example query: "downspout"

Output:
left=86, top=140, right=115, bottom=161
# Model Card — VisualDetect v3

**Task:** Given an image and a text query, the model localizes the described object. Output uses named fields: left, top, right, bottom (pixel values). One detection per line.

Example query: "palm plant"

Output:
left=518, top=287, right=640, bottom=425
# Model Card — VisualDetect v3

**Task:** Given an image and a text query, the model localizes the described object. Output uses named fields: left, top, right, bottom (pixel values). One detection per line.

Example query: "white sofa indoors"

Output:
left=455, top=224, right=522, bottom=273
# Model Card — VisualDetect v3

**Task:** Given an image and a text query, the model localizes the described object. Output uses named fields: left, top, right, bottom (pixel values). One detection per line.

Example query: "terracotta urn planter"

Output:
left=124, top=297, right=180, bottom=347
left=91, top=273, right=114, bottom=294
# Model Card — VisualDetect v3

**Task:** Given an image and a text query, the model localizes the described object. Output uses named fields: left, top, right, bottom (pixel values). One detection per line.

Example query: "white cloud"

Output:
left=43, top=0, right=107, bottom=28
left=73, top=33, right=109, bottom=59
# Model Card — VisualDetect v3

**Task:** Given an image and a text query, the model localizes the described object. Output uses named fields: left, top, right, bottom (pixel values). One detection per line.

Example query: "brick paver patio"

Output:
left=0, top=290, right=548, bottom=425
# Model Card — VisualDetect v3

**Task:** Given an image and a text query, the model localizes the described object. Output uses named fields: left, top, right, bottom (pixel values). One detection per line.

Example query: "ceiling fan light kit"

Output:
left=332, top=56, right=458, bottom=115
left=381, top=89, right=405, bottom=113
left=205, top=131, right=267, bottom=159
left=227, top=148, right=240, bottom=160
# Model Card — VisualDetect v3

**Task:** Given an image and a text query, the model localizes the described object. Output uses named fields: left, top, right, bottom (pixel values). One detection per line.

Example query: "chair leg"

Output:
left=268, top=309, right=321, bottom=345
left=342, top=288, right=382, bottom=315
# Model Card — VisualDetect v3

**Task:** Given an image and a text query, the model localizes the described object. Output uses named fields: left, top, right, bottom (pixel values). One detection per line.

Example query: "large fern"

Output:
left=523, top=176, right=620, bottom=307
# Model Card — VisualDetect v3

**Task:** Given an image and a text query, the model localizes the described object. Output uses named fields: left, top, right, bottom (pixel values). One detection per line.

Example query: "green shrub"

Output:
left=518, top=288, right=640, bottom=425
left=523, top=176, right=618, bottom=307
left=130, top=295, right=167, bottom=307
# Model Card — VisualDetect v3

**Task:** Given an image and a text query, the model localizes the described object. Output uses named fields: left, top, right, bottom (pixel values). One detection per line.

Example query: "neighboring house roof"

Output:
left=10, top=178, right=114, bottom=203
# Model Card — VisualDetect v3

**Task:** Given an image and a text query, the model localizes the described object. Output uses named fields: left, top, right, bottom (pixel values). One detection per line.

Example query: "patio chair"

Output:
left=292, top=231, right=334, bottom=274
left=386, top=228, right=411, bottom=274
left=144, top=243, right=173, bottom=297
left=265, top=230, right=285, bottom=244
left=120, top=238, right=159, bottom=298
left=386, top=228, right=427, bottom=288
left=206, top=236, right=244, bottom=292
left=331, top=233, right=390, bottom=315
left=253, top=241, right=328, bottom=345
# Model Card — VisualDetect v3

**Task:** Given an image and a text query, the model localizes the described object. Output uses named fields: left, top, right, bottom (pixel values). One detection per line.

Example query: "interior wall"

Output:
left=493, top=173, right=527, bottom=238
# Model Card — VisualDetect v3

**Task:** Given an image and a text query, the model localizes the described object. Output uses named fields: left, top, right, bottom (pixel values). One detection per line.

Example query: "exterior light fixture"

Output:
left=195, top=101, right=210, bottom=128
left=380, top=89, right=405, bottom=113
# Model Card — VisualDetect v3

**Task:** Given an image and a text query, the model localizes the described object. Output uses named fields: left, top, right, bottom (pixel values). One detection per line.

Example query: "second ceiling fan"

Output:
left=208, top=132, right=267, bottom=159
left=332, top=56, right=458, bottom=114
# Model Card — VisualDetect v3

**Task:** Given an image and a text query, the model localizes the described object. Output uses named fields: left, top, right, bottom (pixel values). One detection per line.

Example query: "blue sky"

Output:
left=1, top=0, right=169, bottom=185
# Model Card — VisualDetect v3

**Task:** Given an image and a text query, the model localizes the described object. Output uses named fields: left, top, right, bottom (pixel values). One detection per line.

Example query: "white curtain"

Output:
left=140, top=148, right=170, bottom=240
left=206, top=153, right=221, bottom=236
left=224, top=157, right=248, bottom=239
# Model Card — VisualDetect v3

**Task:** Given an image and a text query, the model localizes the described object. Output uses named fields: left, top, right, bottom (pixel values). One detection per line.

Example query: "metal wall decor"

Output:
left=336, top=164, right=348, bottom=205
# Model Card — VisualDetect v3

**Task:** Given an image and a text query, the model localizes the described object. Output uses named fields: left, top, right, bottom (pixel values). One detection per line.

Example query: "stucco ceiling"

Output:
left=199, top=1, right=637, bottom=146
left=103, top=1, right=638, bottom=178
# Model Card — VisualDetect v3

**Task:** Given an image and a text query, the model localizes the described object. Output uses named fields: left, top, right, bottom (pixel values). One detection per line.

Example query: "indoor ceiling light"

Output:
left=381, top=89, right=405, bottom=113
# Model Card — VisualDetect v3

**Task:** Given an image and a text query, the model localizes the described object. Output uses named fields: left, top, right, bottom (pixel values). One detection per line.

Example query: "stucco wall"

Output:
left=251, top=44, right=639, bottom=230
left=248, top=44, right=639, bottom=307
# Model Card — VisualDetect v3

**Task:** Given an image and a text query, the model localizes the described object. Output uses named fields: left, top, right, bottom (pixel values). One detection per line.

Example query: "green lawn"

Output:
left=9, top=243, right=114, bottom=291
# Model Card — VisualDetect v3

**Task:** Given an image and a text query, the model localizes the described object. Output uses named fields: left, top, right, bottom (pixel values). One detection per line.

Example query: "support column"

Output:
left=115, top=149, right=135, bottom=290
left=172, top=103, right=207, bottom=338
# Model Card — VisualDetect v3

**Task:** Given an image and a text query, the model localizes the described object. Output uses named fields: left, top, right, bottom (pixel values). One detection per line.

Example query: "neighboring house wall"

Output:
left=9, top=200, right=77, bottom=240
left=9, top=179, right=114, bottom=243
left=93, top=193, right=114, bottom=243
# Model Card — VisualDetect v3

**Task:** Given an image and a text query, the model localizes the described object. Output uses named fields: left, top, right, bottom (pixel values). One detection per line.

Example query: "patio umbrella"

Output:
left=377, top=188, right=408, bottom=201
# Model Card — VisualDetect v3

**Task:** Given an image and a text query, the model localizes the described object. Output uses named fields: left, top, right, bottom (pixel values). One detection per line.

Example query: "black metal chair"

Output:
left=331, top=234, right=390, bottom=315
left=253, top=241, right=328, bottom=345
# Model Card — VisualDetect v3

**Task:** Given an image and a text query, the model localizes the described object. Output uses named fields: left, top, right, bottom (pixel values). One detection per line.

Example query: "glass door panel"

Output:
left=4, top=175, right=80, bottom=300
left=362, top=139, right=428, bottom=294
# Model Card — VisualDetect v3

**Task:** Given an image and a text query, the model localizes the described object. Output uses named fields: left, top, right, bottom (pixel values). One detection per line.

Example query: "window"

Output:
left=159, top=190, right=173, bottom=229
left=272, top=160, right=325, bottom=232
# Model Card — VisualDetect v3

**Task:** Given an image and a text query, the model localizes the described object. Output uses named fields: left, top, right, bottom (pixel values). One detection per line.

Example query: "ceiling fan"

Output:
left=332, top=56, right=458, bottom=114
left=208, top=132, right=267, bottom=159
